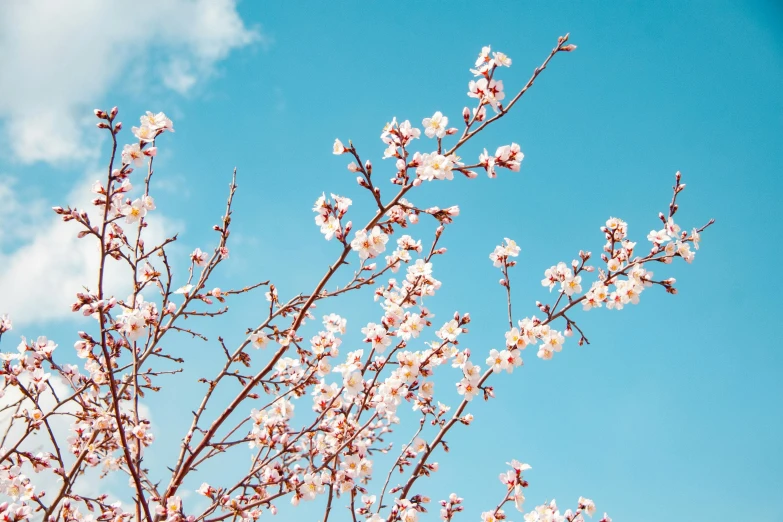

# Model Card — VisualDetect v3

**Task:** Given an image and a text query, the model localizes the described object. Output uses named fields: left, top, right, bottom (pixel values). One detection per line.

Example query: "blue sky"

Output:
left=1, top=1, right=781, bottom=520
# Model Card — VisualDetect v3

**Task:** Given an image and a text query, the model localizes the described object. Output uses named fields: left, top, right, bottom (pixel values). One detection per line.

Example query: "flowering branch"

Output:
left=0, top=33, right=714, bottom=522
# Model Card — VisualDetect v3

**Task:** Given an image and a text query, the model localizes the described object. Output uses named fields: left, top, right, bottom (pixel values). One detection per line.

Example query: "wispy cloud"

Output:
left=0, top=174, right=179, bottom=327
left=0, top=0, right=261, bottom=165
left=0, top=0, right=257, bottom=326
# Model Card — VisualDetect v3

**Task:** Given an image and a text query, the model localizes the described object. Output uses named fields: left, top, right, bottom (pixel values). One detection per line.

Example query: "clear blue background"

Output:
left=2, top=1, right=782, bottom=520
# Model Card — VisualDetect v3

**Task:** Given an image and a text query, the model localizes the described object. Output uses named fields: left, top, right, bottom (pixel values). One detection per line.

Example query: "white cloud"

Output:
left=0, top=0, right=255, bottom=326
left=0, top=176, right=48, bottom=249
left=0, top=0, right=261, bottom=164
left=0, top=175, right=178, bottom=327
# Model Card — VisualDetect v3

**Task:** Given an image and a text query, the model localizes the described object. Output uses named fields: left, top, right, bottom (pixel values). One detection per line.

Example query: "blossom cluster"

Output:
left=314, top=192, right=353, bottom=241
left=351, top=226, right=390, bottom=260
left=0, top=35, right=712, bottom=522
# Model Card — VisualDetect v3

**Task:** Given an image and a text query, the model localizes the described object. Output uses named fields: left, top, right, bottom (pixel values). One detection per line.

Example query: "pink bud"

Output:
left=462, top=107, right=470, bottom=123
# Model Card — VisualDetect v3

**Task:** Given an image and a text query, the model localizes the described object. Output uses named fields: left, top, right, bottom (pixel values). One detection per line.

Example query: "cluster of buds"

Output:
left=94, top=106, right=120, bottom=134
left=439, top=493, right=465, bottom=521
left=71, top=292, right=116, bottom=317
left=52, top=205, right=89, bottom=225
left=462, top=105, right=487, bottom=125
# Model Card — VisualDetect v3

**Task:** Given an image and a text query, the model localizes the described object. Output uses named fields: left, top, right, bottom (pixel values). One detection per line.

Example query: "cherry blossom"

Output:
left=351, top=226, right=389, bottom=260
left=422, top=111, right=449, bottom=139
left=140, top=111, right=174, bottom=133
left=190, top=247, right=208, bottom=266
left=415, top=152, right=461, bottom=181
left=468, top=78, right=506, bottom=111
left=121, top=198, right=147, bottom=223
